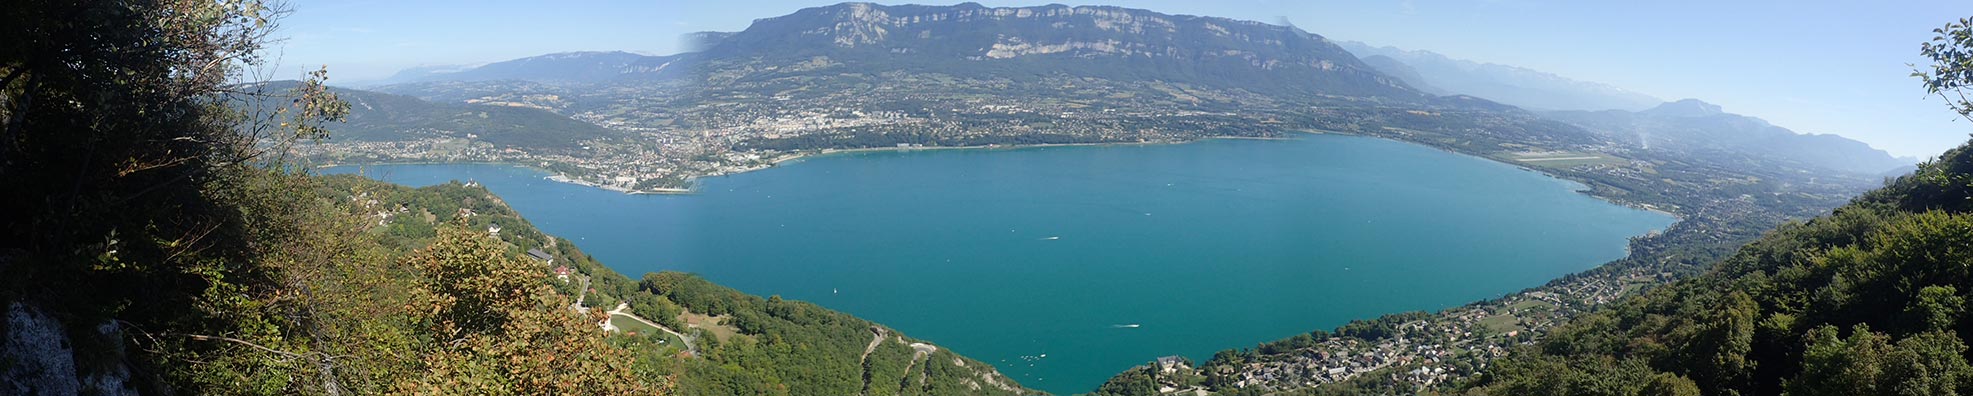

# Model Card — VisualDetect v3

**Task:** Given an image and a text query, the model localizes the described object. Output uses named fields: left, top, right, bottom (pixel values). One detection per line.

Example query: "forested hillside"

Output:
left=1470, top=131, right=1973, bottom=396
left=0, top=2, right=1025, bottom=394
left=1464, top=19, right=1973, bottom=396
left=242, top=81, right=614, bottom=150
left=307, top=174, right=1033, bottom=394
left=316, top=175, right=1028, bottom=396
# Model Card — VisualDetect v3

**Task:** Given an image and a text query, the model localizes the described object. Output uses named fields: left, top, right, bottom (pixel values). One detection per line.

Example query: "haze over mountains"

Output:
left=1548, top=99, right=1913, bottom=175
left=361, top=51, right=674, bottom=86
left=1340, top=41, right=1664, bottom=112
left=1337, top=42, right=1912, bottom=174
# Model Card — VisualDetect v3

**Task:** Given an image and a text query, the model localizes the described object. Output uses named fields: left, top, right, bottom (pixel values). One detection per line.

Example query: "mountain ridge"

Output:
left=1340, top=41, right=1662, bottom=111
left=1547, top=98, right=1910, bottom=174
left=394, top=2, right=1426, bottom=99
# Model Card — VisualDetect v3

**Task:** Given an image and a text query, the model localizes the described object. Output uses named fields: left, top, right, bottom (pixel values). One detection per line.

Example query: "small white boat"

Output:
left=1041, top=236, right=1060, bottom=240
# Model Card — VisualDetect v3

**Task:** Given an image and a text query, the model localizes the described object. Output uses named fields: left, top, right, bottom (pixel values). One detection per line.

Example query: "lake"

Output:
left=328, top=134, right=1674, bottom=394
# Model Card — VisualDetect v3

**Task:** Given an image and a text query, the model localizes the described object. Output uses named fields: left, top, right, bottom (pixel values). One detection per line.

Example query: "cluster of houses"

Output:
left=1186, top=254, right=1691, bottom=393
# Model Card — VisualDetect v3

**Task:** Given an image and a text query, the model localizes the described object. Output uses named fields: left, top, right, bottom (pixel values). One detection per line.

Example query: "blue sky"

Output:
left=274, top=0, right=1973, bottom=158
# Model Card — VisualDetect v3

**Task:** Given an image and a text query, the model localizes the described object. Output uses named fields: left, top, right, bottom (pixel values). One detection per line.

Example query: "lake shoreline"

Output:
left=313, top=133, right=1683, bottom=222
left=329, top=136, right=1676, bottom=394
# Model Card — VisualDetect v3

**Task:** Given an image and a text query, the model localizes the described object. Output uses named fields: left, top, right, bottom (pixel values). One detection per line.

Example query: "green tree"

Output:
left=1788, top=325, right=1895, bottom=396
left=1, top=0, right=352, bottom=393
left=1884, top=331, right=1973, bottom=396
left=393, top=225, right=665, bottom=395
left=1907, top=285, right=1964, bottom=332
left=1641, top=373, right=1701, bottom=396
left=1682, top=291, right=1759, bottom=394
left=1916, top=17, right=1973, bottom=123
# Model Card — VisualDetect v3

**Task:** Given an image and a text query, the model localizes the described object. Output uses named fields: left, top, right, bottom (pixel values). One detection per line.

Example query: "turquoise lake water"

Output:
left=329, top=134, right=1673, bottom=394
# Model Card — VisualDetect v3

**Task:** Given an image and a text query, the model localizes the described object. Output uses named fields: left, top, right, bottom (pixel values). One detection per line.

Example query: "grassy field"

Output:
left=1478, top=314, right=1523, bottom=334
left=610, top=314, right=661, bottom=335
left=681, top=309, right=744, bottom=342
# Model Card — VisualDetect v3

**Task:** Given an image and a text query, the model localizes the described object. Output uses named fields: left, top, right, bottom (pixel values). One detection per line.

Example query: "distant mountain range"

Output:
left=336, top=2, right=1910, bottom=177
left=334, top=2, right=1910, bottom=180
left=1338, top=42, right=1910, bottom=174
left=362, top=51, right=679, bottom=86
left=688, top=3, right=1423, bottom=98
left=1339, top=41, right=1663, bottom=112
left=248, top=81, right=609, bottom=150
left=1547, top=99, right=1910, bottom=175
left=381, top=3, right=1425, bottom=100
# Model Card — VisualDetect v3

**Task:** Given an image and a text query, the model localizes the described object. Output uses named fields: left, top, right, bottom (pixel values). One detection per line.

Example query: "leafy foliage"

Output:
left=1917, top=17, right=1973, bottom=122
left=1466, top=18, right=1973, bottom=394
left=391, top=226, right=660, bottom=394
left=0, top=1, right=1022, bottom=395
left=636, top=272, right=1024, bottom=396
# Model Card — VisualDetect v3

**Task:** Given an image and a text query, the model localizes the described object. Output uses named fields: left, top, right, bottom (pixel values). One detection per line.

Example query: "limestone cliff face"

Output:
left=677, top=2, right=1420, bottom=98
left=3, top=303, right=138, bottom=396
left=392, top=2, right=1424, bottom=99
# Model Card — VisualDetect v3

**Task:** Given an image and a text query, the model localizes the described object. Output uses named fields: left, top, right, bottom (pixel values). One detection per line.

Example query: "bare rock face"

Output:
left=3, top=303, right=137, bottom=396
left=4, top=302, right=80, bottom=396
left=644, top=2, right=1419, bottom=99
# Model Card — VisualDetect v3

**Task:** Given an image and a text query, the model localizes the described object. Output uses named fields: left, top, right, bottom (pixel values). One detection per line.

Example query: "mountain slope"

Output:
left=310, top=175, right=1032, bottom=395
left=672, top=2, right=1419, bottom=98
left=1341, top=41, right=1661, bottom=111
left=1470, top=137, right=1973, bottom=395
left=249, top=81, right=614, bottom=150
left=1358, top=54, right=1444, bottom=94
left=388, top=3, right=1424, bottom=100
left=386, top=51, right=677, bottom=84
left=360, top=2, right=1577, bottom=190
left=1547, top=99, right=1909, bottom=175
